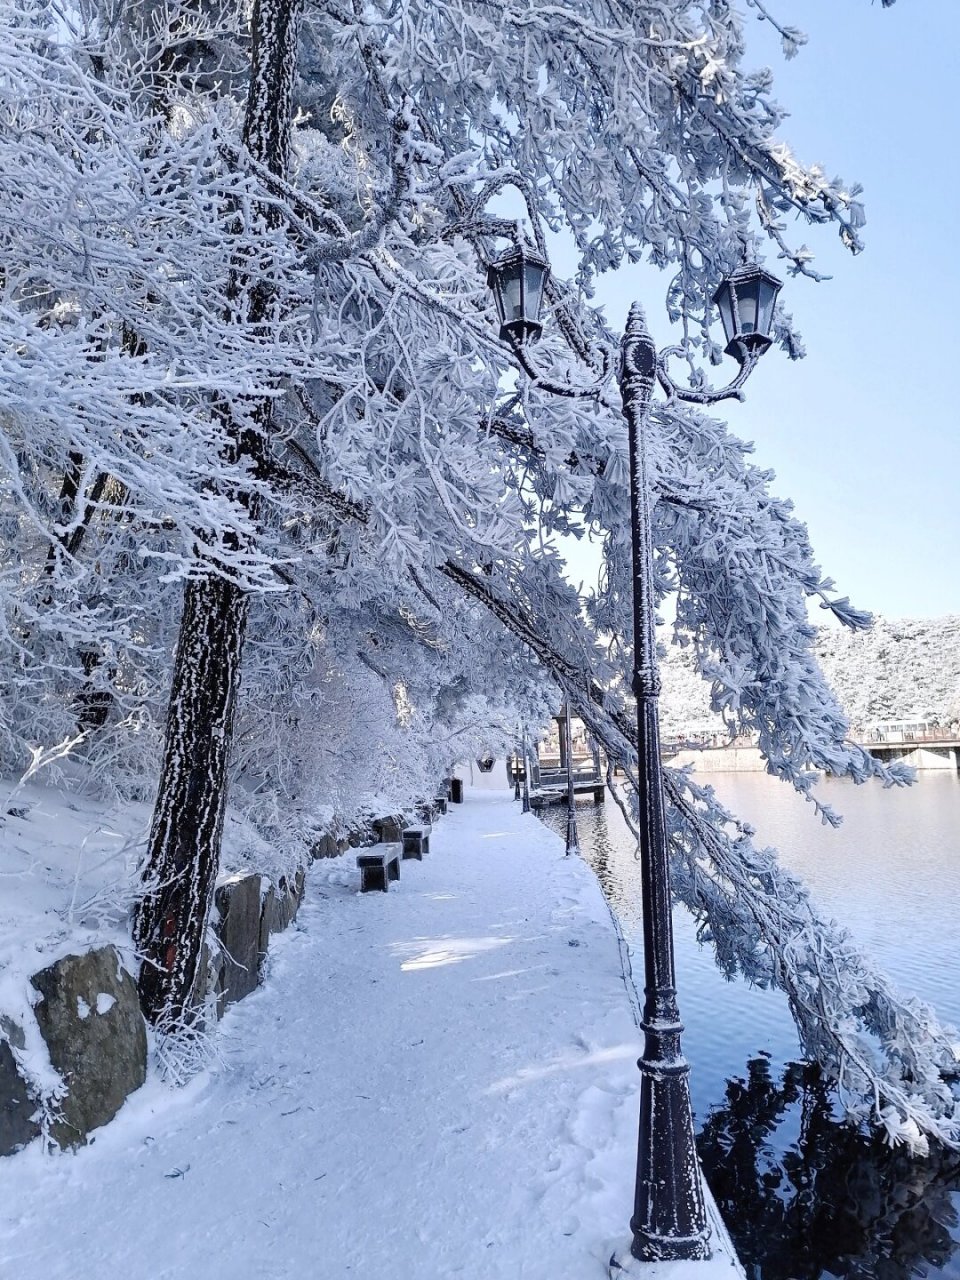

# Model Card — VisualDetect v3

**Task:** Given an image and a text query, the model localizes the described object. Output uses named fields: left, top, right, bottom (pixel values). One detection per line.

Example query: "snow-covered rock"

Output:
left=30, top=946, right=146, bottom=1149
left=213, top=875, right=263, bottom=1016
left=0, top=1017, right=39, bottom=1155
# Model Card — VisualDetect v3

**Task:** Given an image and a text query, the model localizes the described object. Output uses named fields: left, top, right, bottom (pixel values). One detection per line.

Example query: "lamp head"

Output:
left=713, top=262, right=783, bottom=362
left=487, top=242, right=550, bottom=346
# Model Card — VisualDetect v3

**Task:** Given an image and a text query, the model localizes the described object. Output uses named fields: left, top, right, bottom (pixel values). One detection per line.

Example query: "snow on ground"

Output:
left=0, top=788, right=739, bottom=1280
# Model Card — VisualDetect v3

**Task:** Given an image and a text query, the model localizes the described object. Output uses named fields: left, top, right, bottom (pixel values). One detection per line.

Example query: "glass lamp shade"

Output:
left=487, top=243, right=550, bottom=345
left=713, top=263, right=783, bottom=360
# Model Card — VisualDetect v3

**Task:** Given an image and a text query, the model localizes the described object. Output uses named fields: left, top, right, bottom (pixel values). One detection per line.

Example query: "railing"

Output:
left=536, top=754, right=597, bottom=769
left=861, top=729, right=960, bottom=745
left=662, top=729, right=960, bottom=751
left=661, top=735, right=754, bottom=754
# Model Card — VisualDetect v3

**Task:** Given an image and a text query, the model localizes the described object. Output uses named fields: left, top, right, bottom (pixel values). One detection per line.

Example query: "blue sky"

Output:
left=569, top=0, right=959, bottom=620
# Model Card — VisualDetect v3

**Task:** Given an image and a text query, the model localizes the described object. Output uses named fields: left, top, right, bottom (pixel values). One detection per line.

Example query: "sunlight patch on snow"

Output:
left=487, top=1043, right=636, bottom=1094
left=392, top=935, right=514, bottom=971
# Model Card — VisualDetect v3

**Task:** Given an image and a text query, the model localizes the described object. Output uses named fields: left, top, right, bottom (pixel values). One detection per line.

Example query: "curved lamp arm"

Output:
left=507, top=332, right=764, bottom=408
left=504, top=326, right=766, bottom=409
left=656, top=341, right=764, bottom=405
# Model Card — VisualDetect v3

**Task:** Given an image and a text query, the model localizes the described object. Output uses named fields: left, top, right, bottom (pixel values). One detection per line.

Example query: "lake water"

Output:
left=538, top=770, right=960, bottom=1280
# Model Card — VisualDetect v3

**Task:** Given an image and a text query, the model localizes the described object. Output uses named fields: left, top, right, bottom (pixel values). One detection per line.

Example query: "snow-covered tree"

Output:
left=1, top=0, right=957, bottom=1149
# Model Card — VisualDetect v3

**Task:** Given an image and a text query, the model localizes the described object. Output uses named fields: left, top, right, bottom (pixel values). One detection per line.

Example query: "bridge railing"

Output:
left=860, top=729, right=960, bottom=745
left=537, top=767, right=602, bottom=786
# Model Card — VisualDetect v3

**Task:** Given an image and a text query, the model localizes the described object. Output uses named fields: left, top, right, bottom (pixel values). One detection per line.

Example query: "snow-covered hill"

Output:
left=813, top=615, right=960, bottom=729
left=658, top=615, right=960, bottom=738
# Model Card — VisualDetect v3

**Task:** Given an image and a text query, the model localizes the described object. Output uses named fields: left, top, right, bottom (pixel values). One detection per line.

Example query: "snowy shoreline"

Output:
left=1, top=786, right=741, bottom=1279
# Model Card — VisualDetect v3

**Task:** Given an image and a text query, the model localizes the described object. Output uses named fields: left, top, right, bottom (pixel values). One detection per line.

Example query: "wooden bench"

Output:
left=433, top=795, right=448, bottom=816
left=402, top=825, right=431, bottom=859
left=357, top=844, right=401, bottom=893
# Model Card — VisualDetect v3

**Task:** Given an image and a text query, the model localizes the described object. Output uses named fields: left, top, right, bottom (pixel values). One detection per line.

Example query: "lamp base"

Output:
left=608, top=1178, right=745, bottom=1279
left=608, top=1240, right=738, bottom=1280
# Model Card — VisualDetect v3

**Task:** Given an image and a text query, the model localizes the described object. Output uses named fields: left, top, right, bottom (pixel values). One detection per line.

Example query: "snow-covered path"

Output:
left=0, top=791, right=732, bottom=1280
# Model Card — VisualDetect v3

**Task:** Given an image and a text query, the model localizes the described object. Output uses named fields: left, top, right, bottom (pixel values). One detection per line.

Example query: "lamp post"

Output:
left=618, top=303, right=709, bottom=1261
left=487, top=244, right=781, bottom=1263
left=564, top=702, right=581, bottom=857
left=520, top=723, right=531, bottom=814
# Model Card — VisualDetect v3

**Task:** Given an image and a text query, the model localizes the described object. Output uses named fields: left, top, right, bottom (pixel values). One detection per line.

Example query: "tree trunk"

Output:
left=134, top=0, right=303, bottom=1030
left=134, top=573, right=249, bottom=1025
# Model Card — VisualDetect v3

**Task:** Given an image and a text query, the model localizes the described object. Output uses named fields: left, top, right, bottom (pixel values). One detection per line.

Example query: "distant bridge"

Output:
left=858, top=730, right=960, bottom=771
left=663, top=730, right=960, bottom=773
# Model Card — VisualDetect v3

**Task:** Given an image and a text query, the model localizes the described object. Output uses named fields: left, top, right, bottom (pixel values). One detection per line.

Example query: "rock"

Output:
left=257, top=868, right=307, bottom=968
left=0, top=1018, right=39, bottom=1155
left=310, top=832, right=338, bottom=860
left=374, top=816, right=404, bottom=843
left=214, top=873, right=262, bottom=1014
left=30, top=947, right=146, bottom=1149
left=258, top=889, right=284, bottom=970
left=196, top=940, right=224, bottom=1021
left=276, top=869, right=305, bottom=927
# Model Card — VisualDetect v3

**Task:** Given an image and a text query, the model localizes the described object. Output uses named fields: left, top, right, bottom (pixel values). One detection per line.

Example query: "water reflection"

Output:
left=699, top=1055, right=960, bottom=1280
left=536, top=773, right=960, bottom=1279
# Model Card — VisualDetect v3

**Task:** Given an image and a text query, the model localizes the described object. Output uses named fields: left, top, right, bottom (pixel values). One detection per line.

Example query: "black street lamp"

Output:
left=617, top=303, right=710, bottom=1263
left=487, top=250, right=781, bottom=1264
left=563, top=702, right=581, bottom=857
left=520, top=724, right=531, bottom=814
